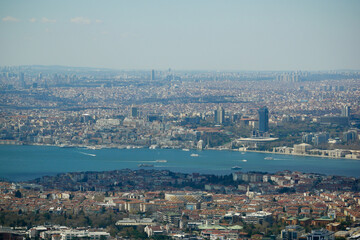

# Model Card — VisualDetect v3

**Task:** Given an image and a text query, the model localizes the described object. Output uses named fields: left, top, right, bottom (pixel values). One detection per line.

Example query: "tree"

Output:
left=15, top=190, right=22, bottom=198
left=151, top=236, right=171, bottom=240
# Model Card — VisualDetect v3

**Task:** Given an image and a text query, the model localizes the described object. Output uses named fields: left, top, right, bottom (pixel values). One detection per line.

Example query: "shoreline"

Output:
left=1, top=141, right=359, bottom=161
left=238, top=149, right=360, bottom=160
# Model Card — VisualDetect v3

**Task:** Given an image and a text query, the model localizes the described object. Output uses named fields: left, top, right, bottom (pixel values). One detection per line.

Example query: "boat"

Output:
left=182, top=149, right=190, bottom=151
left=138, top=164, right=154, bottom=167
left=242, top=159, right=247, bottom=162
left=231, top=166, right=242, bottom=170
left=241, top=152, right=246, bottom=155
left=190, top=153, right=199, bottom=157
left=264, top=157, right=274, bottom=160
left=79, top=152, right=96, bottom=157
left=155, top=160, right=167, bottom=163
left=59, top=144, right=74, bottom=148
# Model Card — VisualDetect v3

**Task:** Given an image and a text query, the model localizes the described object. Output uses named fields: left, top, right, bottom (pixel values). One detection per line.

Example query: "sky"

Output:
left=0, top=0, right=360, bottom=71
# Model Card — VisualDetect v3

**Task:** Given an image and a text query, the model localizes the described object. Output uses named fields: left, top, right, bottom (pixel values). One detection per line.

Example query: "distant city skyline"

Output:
left=1, top=0, right=360, bottom=71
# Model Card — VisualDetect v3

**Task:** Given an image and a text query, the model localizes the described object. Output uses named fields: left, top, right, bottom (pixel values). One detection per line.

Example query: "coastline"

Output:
left=237, top=149, right=360, bottom=160
left=1, top=141, right=359, bottom=161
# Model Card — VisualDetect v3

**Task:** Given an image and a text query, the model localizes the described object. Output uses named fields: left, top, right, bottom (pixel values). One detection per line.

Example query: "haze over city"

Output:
left=1, top=0, right=360, bottom=71
left=1, top=1, right=360, bottom=240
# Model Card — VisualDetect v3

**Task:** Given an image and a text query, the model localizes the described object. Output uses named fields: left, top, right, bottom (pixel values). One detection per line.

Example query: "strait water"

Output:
left=0, top=145, right=360, bottom=182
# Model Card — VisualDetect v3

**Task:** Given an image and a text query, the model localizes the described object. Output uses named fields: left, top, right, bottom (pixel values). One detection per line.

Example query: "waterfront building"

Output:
left=294, top=143, right=312, bottom=154
left=233, top=172, right=263, bottom=183
left=197, top=139, right=204, bottom=150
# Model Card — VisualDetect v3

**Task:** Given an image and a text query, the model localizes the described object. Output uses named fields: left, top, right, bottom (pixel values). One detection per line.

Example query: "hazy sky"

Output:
left=1, top=0, right=360, bottom=71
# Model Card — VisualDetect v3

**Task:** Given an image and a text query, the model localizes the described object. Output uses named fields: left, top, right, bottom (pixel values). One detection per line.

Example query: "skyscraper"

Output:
left=214, top=107, right=225, bottom=124
left=341, top=105, right=350, bottom=117
left=151, top=70, right=155, bottom=80
left=131, top=106, right=138, bottom=118
left=258, top=106, right=269, bottom=133
left=19, top=72, right=25, bottom=88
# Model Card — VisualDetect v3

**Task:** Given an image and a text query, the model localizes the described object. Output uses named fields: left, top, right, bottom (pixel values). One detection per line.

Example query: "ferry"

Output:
left=79, top=152, right=96, bottom=157
left=231, top=166, right=242, bottom=170
left=264, top=157, right=274, bottom=160
left=190, top=153, right=199, bottom=157
left=59, top=144, right=74, bottom=148
left=155, top=160, right=167, bottom=163
left=138, top=164, right=154, bottom=167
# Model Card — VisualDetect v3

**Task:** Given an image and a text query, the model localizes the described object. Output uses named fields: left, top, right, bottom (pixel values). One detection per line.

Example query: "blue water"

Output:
left=0, top=145, right=360, bottom=181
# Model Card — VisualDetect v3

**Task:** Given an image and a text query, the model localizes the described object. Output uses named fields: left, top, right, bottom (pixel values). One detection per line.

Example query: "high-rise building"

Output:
left=343, top=130, right=357, bottom=142
left=258, top=107, right=269, bottom=133
left=302, top=133, right=314, bottom=143
left=131, top=106, right=138, bottom=118
left=341, top=106, right=350, bottom=117
left=19, top=72, right=25, bottom=88
left=214, top=107, right=225, bottom=124
left=313, top=132, right=329, bottom=146
left=151, top=70, right=155, bottom=81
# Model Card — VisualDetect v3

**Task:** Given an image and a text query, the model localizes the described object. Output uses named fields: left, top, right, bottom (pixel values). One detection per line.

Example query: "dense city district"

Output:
left=1, top=169, right=360, bottom=239
left=1, top=67, right=360, bottom=158
left=1, top=67, right=360, bottom=239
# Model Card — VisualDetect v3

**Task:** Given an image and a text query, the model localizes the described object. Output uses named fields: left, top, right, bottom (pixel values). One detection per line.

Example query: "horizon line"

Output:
left=1, top=64, right=360, bottom=73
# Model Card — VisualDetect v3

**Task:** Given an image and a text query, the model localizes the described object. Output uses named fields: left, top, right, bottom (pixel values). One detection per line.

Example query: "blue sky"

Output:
left=1, top=0, right=359, bottom=71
